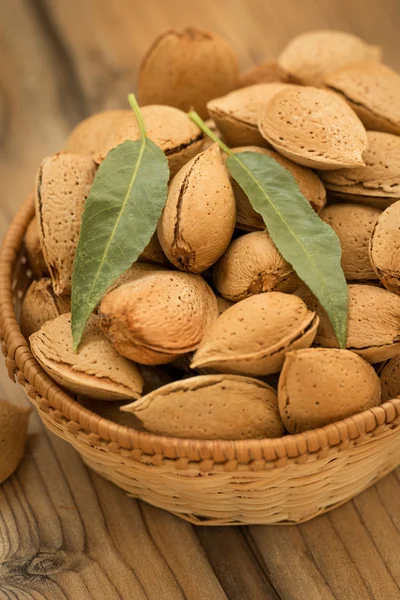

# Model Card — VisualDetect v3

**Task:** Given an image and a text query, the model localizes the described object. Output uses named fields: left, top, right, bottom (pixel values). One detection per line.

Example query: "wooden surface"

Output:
left=1, top=1, right=400, bottom=598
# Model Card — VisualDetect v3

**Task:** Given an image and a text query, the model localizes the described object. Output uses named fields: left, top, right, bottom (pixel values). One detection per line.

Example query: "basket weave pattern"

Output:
left=1, top=195, right=400, bottom=525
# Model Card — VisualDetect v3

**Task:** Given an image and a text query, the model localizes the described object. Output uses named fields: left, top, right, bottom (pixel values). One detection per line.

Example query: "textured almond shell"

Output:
left=99, top=271, right=218, bottom=365
left=380, top=356, right=400, bottom=401
left=258, top=86, right=367, bottom=170
left=320, top=203, right=381, bottom=281
left=230, top=146, right=326, bottom=230
left=319, top=132, right=400, bottom=200
left=207, top=83, right=297, bottom=147
left=278, top=30, right=381, bottom=86
left=20, top=278, right=71, bottom=339
left=106, top=262, right=163, bottom=295
left=30, top=314, right=144, bottom=401
left=137, top=27, right=238, bottom=119
left=35, top=153, right=97, bottom=295
left=298, top=283, right=400, bottom=363
left=191, top=292, right=319, bottom=376
left=139, top=232, right=172, bottom=267
left=65, top=109, right=131, bottom=159
left=213, top=231, right=300, bottom=301
left=278, top=348, right=381, bottom=433
left=122, top=374, right=284, bottom=440
left=97, top=105, right=204, bottom=177
left=157, top=144, right=236, bottom=272
left=238, top=61, right=288, bottom=88
left=25, top=215, right=48, bottom=278
left=325, top=62, right=400, bottom=135
left=369, top=200, right=400, bottom=293
left=0, top=400, right=31, bottom=484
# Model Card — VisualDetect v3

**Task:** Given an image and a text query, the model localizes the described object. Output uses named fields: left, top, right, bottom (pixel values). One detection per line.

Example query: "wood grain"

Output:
left=1, top=0, right=400, bottom=598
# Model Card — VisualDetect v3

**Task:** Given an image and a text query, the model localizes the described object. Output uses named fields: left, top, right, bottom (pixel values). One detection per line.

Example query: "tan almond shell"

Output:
left=213, top=231, right=300, bottom=301
left=369, top=200, right=400, bottom=293
left=258, top=86, right=367, bottom=170
left=324, top=193, right=396, bottom=211
left=99, top=271, right=219, bottom=365
left=191, top=292, right=319, bottom=376
left=238, top=61, right=288, bottom=88
left=278, top=30, right=381, bottom=86
left=98, top=105, right=204, bottom=177
left=137, top=27, right=238, bottom=119
left=30, top=314, right=144, bottom=401
left=20, top=278, right=71, bottom=339
left=207, top=83, right=298, bottom=147
left=35, top=153, right=97, bottom=296
left=325, top=62, right=400, bottom=135
left=157, top=144, right=236, bottom=272
left=25, top=215, right=48, bottom=278
left=216, top=295, right=233, bottom=315
left=230, top=146, right=326, bottom=230
left=139, top=232, right=172, bottom=267
left=379, top=356, right=400, bottom=401
left=319, top=203, right=381, bottom=281
left=319, top=132, right=400, bottom=200
left=121, top=374, right=284, bottom=440
left=297, top=283, right=400, bottom=363
left=278, top=348, right=381, bottom=433
left=65, top=109, right=131, bottom=159
left=0, top=399, right=31, bottom=484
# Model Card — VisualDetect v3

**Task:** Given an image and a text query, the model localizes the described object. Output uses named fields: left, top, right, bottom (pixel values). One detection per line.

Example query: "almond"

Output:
left=380, top=356, right=400, bottom=401
left=20, top=278, right=71, bottom=339
left=137, top=27, right=238, bottom=119
left=191, top=292, right=318, bottom=376
left=238, top=60, right=288, bottom=88
left=319, top=131, right=400, bottom=209
left=370, top=200, right=400, bottom=293
left=320, top=203, right=381, bottom=281
left=207, top=83, right=297, bottom=147
left=278, top=348, right=381, bottom=433
left=0, top=399, right=31, bottom=484
left=298, top=283, right=400, bottom=363
left=106, top=262, right=163, bottom=295
left=24, top=215, right=48, bottom=278
left=258, top=86, right=367, bottom=169
left=157, top=144, right=236, bottom=272
left=278, top=30, right=381, bottom=86
left=121, top=374, right=284, bottom=440
left=99, top=271, right=218, bottom=365
left=35, top=153, right=97, bottom=295
left=139, top=232, right=172, bottom=267
left=213, top=231, right=300, bottom=301
left=65, top=109, right=130, bottom=159
left=230, top=146, right=326, bottom=230
left=30, top=314, right=144, bottom=401
left=325, top=62, right=400, bottom=135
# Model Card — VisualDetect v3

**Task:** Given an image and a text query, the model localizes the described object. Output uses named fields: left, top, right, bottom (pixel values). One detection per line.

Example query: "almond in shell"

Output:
left=137, top=27, right=238, bottom=119
left=230, top=146, right=326, bottom=231
left=191, top=292, right=319, bottom=376
left=213, top=231, right=300, bottom=301
left=65, top=109, right=130, bottom=159
left=258, top=86, right=367, bottom=170
left=121, top=374, right=284, bottom=440
left=25, top=214, right=48, bottom=278
left=369, top=200, right=400, bottom=293
left=319, top=131, right=400, bottom=209
left=21, top=278, right=71, bottom=339
left=320, top=203, right=381, bottom=281
left=238, top=60, right=288, bottom=88
left=157, top=144, right=236, bottom=272
left=278, top=348, right=381, bottom=433
left=0, top=399, right=31, bottom=484
left=379, top=356, right=400, bottom=401
left=298, top=283, right=400, bottom=363
left=30, top=314, right=144, bottom=401
left=325, top=62, right=400, bottom=135
left=99, top=271, right=218, bottom=365
left=278, top=30, right=381, bottom=86
left=35, top=152, right=97, bottom=295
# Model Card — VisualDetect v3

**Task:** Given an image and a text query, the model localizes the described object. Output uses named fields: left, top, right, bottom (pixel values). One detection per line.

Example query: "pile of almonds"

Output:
left=22, top=28, right=400, bottom=440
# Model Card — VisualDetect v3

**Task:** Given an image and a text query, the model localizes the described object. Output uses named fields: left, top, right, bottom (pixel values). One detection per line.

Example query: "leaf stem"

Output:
left=128, top=93, right=146, bottom=139
left=188, top=111, right=232, bottom=155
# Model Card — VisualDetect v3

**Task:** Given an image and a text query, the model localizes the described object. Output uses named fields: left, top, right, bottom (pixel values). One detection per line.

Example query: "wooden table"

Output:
left=1, top=1, right=400, bottom=598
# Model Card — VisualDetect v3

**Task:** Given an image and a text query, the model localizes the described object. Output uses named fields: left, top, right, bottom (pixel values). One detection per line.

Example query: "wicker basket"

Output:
left=1, top=195, right=400, bottom=526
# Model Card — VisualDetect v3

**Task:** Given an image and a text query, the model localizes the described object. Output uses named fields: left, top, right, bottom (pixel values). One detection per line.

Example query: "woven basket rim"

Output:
left=1, top=194, right=400, bottom=461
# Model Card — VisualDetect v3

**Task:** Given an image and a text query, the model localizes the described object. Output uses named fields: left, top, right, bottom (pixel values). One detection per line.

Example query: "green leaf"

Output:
left=71, top=95, right=169, bottom=350
left=188, top=111, right=348, bottom=348
left=227, top=151, right=348, bottom=348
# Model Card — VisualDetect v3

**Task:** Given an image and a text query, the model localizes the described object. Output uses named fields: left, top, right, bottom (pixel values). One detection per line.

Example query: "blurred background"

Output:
left=0, top=0, right=399, bottom=236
